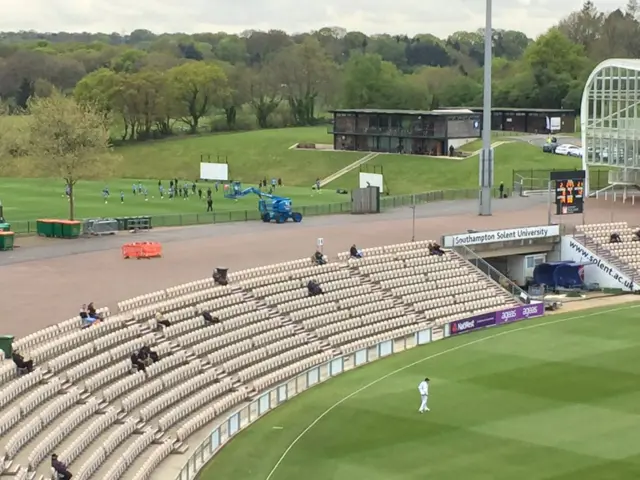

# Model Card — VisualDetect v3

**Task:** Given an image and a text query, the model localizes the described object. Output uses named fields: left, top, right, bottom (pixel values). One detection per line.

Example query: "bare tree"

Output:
left=17, top=92, right=119, bottom=219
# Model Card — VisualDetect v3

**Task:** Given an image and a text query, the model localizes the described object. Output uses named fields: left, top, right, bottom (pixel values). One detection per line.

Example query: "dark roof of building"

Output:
left=329, top=108, right=478, bottom=116
left=444, top=107, right=575, bottom=114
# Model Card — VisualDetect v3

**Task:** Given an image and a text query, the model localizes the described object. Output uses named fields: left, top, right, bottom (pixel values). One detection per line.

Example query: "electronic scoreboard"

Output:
left=550, top=170, right=585, bottom=215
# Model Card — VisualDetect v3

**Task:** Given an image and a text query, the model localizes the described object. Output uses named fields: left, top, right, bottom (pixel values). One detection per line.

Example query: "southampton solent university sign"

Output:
left=448, top=303, right=545, bottom=336
left=443, top=225, right=560, bottom=248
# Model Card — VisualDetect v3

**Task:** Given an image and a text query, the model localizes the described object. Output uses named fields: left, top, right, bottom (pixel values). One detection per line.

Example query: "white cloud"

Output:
left=0, top=0, right=627, bottom=39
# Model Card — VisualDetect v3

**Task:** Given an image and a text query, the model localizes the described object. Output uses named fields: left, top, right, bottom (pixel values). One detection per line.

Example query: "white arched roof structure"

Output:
left=581, top=58, right=640, bottom=193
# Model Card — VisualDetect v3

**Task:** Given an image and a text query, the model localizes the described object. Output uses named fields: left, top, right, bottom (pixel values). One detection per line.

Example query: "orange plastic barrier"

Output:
left=122, top=242, right=162, bottom=259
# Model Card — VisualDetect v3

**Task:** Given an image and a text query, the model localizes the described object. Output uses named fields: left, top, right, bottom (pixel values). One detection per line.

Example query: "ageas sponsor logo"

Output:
left=522, top=305, right=540, bottom=317
left=452, top=319, right=475, bottom=333
left=500, top=310, right=517, bottom=322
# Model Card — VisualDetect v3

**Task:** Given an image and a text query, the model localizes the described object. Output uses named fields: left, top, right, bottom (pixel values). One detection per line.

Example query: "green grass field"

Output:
left=202, top=304, right=640, bottom=480
left=0, top=180, right=347, bottom=223
left=1, top=127, right=603, bottom=227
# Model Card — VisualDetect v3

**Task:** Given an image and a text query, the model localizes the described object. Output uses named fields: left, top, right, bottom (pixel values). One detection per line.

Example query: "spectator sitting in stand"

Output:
left=307, top=280, right=323, bottom=296
left=139, top=345, right=159, bottom=363
left=633, top=229, right=640, bottom=241
left=51, top=454, right=72, bottom=480
left=203, top=311, right=221, bottom=324
left=80, top=304, right=101, bottom=328
left=428, top=242, right=444, bottom=256
left=12, top=349, right=34, bottom=374
left=610, top=232, right=622, bottom=243
left=313, top=250, right=326, bottom=265
left=130, top=352, right=146, bottom=372
left=350, top=244, right=363, bottom=259
left=154, top=311, right=171, bottom=329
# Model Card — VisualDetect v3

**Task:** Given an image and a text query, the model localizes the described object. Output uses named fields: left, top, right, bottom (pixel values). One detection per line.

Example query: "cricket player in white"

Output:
left=418, top=377, right=430, bottom=413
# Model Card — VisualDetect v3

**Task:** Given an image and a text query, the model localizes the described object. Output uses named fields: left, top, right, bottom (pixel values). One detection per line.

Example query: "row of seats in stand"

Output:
left=576, top=222, right=640, bottom=271
left=337, top=240, right=434, bottom=261
left=228, top=258, right=317, bottom=283
left=238, top=262, right=343, bottom=290
left=117, top=278, right=217, bottom=312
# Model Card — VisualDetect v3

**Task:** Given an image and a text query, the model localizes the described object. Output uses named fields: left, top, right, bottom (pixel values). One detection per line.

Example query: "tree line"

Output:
left=0, top=0, right=637, bottom=141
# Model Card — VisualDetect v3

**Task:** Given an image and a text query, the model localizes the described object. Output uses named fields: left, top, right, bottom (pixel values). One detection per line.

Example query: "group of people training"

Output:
left=130, top=345, right=159, bottom=373
left=80, top=302, right=103, bottom=328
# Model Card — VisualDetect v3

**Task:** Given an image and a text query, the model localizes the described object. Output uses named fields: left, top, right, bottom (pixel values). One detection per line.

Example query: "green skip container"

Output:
left=61, top=220, right=82, bottom=239
left=37, top=219, right=55, bottom=237
left=0, top=223, right=10, bottom=232
left=0, top=231, right=15, bottom=251
left=0, top=335, right=14, bottom=358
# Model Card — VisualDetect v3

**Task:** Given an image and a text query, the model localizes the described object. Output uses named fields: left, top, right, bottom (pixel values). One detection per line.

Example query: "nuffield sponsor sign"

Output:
left=449, top=303, right=545, bottom=336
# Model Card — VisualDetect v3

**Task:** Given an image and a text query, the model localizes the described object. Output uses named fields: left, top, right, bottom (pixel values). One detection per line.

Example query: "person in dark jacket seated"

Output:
left=51, top=454, right=72, bottom=479
left=12, top=349, right=33, bottom=374
left=203, top=311, right=221, bottom=324
left=610, top=232, right=622, bottom=243
left=313, top=250, right=326, bottom=265
left=350, top=244, right=362, bottom=258
left=130, top=352, right=146, bottom=373
left=307, top=280, right=323, bottom=296
left=139, top=345, right=159, bottom=363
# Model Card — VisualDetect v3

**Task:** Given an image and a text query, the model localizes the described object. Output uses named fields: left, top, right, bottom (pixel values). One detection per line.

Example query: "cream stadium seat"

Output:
left=207, top=339, right=253, bottom=366
left=27, top=398, right=99, bottom=470
left=302, top=310, right=351, bottom=330
left=0, top=406, right=21, bottom=436
left=253, top=351, right=333, bottom=391
left=78, top=360, right=130, bottom=391
left=138, top=370, right=219, bottom=423
left=74, top=445, right=106, bottom=480
left=101, top=371, right=145, bottom=403
left=103, top=429, right=156, bottom=478
left=130, top=439, right=175, bottom=480
left=289, top=303, right=338, bottom=322
left=60, top=407, right=119, bottom=465
left=0, top=368, right=44, bottom=409
left=157, top=381, right=233, bottom=431
left=18, top=378, right=62, bottom=416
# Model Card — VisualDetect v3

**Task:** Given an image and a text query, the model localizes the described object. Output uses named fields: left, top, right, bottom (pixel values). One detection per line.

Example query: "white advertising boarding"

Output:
left=359, top=172, right=383, bottom=189
left=200, top=162, right=229, bottom=181
left=443, top=225, right=560, bottom=248
left=561, top=236, right=640, bottom=291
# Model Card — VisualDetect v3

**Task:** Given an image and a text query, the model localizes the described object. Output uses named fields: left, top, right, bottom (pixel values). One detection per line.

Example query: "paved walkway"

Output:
left=1, top=196, right=635, bottom=339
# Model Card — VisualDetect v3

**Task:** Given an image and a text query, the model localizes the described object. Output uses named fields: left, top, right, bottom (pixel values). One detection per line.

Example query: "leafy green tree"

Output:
left=167, top=61, right=230, bottom=133
left=9, top=92, right=118, bottom=219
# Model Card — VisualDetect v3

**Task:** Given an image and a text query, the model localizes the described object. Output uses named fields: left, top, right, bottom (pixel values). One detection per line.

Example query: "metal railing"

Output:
left=8, top=188, right=508, bottom=235
left=453, top=244, right=529, bottom=302
left=573, top=233, right=639, bottom=280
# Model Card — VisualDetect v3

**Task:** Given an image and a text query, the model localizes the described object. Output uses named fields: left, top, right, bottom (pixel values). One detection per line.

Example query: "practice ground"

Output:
left=201, top=303, right=640, bottom=480
left=0, top=180, right=346, bottom=227
left=1, top=128, right=600, bottom=228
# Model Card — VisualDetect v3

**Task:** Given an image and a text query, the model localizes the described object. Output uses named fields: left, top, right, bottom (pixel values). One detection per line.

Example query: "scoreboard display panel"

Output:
left=550, top=170, right=585, bottom=215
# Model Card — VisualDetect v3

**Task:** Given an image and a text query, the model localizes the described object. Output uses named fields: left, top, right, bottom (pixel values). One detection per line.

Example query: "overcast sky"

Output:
left=0, top=0, right=626, bottom=39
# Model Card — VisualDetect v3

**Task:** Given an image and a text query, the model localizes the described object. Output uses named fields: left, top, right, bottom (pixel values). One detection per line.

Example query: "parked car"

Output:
left=567, top=146, right=583, bottom=157
left=542, top=142, right=557, bottom=153
left=554, top=144, right=576, bottom=156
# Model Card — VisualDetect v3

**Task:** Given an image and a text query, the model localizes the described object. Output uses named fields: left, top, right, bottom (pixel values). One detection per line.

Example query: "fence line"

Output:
left=9, top=188, right=507, bottom=235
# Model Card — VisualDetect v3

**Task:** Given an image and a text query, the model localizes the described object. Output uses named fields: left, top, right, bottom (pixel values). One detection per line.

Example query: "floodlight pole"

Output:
left=479, top=0, right=494, bottom=216
left=411, top=205, right=416, bottom=242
